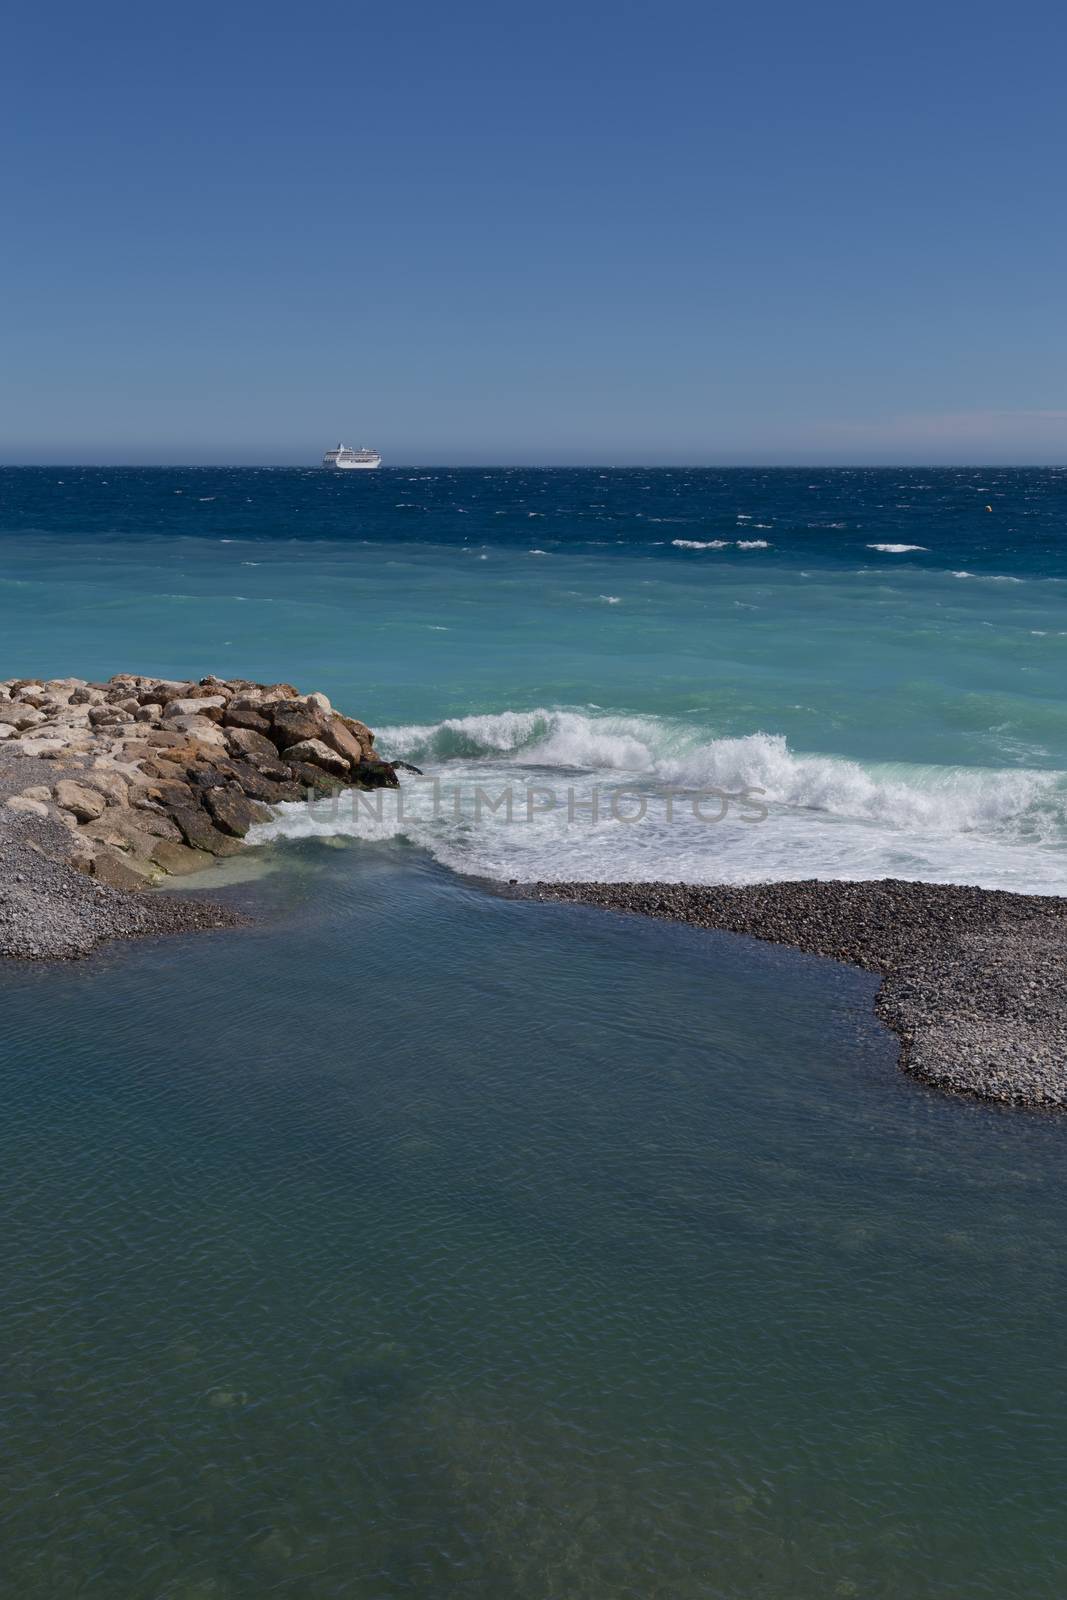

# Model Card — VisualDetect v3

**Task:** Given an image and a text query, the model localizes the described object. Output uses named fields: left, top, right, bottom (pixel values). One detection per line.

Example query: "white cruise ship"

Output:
left=322, top=443, right=382, bottom=470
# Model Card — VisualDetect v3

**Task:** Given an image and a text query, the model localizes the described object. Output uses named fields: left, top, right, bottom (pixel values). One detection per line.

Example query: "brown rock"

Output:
left=268, top=703, right=330, bottom=748
left=352, top=758, right=400, bottom=790
left=171, top=806, right=244, bottom=856
left=138, top=680, right=191, bottom=705
left=150, top=839, right=214, bottom=875
left=142, top=779, right=198, bottom=811
left=203, top=786, right=270, bottom=837
left=224, top=726, right=278, bottom=761
left=80, top=817, right=169, bottom=859
left=4, top=795, right=49, bottom=817
left=221, top=759, right=302, bottom=804
left=82, top=769, right=131, bottom=804
left=337, top=713, right=375, bottom=750
left=287, top=761, right=347, bottom=795
left=91, top=850, right=153, bottom=890
left=54, top=779, right=107, bottom=822
left=321, top=714, right=368, bottom=769
left=141, top=757, right=190, bottom=784
left=222, top=703, right=272, bottom=734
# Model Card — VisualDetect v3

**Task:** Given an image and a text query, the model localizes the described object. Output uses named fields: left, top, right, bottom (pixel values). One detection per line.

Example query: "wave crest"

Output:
left=376, top=709, right=1064, bottom=837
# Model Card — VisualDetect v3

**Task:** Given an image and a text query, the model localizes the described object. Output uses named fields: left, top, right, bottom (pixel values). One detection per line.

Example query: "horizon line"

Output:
left=2, top=461, right=1066, bottom=472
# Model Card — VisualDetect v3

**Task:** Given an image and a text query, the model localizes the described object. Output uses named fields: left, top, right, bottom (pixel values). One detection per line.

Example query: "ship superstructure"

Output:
left=322, top=444, right=382, bottom=470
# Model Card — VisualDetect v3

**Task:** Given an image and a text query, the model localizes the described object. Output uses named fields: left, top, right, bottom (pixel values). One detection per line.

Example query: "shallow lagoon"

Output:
left=2, top=845, right=1064, bottom=1599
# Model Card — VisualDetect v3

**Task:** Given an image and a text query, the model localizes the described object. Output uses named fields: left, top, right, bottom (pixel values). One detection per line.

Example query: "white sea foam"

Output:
left=867, top=543, right=927, bottom=553
left=671, top=538, right=769, bottom=551
left=252, top=708, right=1067, bottom=894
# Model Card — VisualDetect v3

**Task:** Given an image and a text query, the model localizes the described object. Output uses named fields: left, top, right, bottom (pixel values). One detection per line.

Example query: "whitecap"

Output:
left=253, top=708, right=1067, bottom=895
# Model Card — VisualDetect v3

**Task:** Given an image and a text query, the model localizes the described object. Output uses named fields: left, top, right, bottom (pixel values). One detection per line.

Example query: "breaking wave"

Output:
left=251, top=709, right=1067, bottom=892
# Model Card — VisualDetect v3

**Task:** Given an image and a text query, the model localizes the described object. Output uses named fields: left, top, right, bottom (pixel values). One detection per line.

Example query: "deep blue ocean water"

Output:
left=3, top=467, right=1067, bottom=889
left=2, top=468, right=1066, bottom=1596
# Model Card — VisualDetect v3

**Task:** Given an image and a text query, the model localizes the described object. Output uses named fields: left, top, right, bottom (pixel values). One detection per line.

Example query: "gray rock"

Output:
left=283, top=737, right=350, bottom=776
left=163, top=695, right=228, bottom=721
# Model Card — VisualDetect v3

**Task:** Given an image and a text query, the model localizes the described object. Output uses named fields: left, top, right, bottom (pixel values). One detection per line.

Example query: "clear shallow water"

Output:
left=3, top=467, right=1066, bottom=888
left=2, top=847, right=1066, bottom=1600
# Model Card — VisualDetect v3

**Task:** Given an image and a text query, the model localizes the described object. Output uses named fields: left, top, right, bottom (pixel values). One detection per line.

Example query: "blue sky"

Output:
left=3, top=0, right=1065, bottom=464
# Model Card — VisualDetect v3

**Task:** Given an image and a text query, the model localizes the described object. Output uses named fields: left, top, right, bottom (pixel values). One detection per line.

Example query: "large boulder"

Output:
left=81, top=810, right=181, bottom=854
left=222, top=701, right=272, bottom=734
left=268, top=702, right=331, bottom=749
left=282, top=738, right=350, bottom=777
left=163, top=695, right=228, bottom=721
left=150, top=839, right=215, bottom=875
left=161, top=714, right=228, bottom=746
left=0, top=707, right=46, bottom=731
left=137, top=680, right=191, bottom=706
left=4, top=795, right=49, bottom=817
left=139, top=778, right=198, bottom=811
left=203, top=786, right=271, bottom=837
left=54, top=779, right=107, bottom=822
left=320, top=714, right=368, bottom=769
left=81, top=768, right=131, bottom=805
left=219, top=758, right=302, bottom=804
left=91, top=850, right=154, bottom=890
left=224, top=726, right=280, bottom=763
left=170, top=806, right=245, bottom=856
left=352, top=758, right=399, bottom=790
left=287, top=761, right=347, bottom=795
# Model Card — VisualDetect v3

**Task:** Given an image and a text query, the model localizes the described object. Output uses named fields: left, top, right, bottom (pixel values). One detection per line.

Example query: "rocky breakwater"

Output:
left=0, top=673, right=398, bottom=958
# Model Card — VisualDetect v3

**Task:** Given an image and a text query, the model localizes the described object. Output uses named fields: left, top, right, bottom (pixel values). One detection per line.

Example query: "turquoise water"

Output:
left=2, top=467, right=1066, bottom=887
left=2, top=469, right=1067, bottom=1596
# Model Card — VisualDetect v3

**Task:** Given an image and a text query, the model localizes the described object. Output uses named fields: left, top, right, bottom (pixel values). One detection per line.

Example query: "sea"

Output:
left=1, top=467, right=1065, bottom=1598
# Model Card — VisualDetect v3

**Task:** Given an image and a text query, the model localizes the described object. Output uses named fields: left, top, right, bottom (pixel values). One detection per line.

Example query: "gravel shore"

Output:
left=529, top=879, right=1067, bottom=1108
left=0, top=803, right=243, bottom=960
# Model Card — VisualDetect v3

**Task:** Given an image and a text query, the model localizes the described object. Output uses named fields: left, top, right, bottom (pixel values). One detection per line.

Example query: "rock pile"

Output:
left=0, top=673, right=397, bottom=889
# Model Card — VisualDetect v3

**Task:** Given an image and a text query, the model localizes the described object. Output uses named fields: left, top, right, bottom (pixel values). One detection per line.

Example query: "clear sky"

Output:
left=3, top=0, right=1065, bottom=465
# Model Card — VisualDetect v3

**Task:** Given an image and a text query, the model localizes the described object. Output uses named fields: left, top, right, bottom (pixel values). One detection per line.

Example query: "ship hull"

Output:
left=328, top=458, right=381, bottom=470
